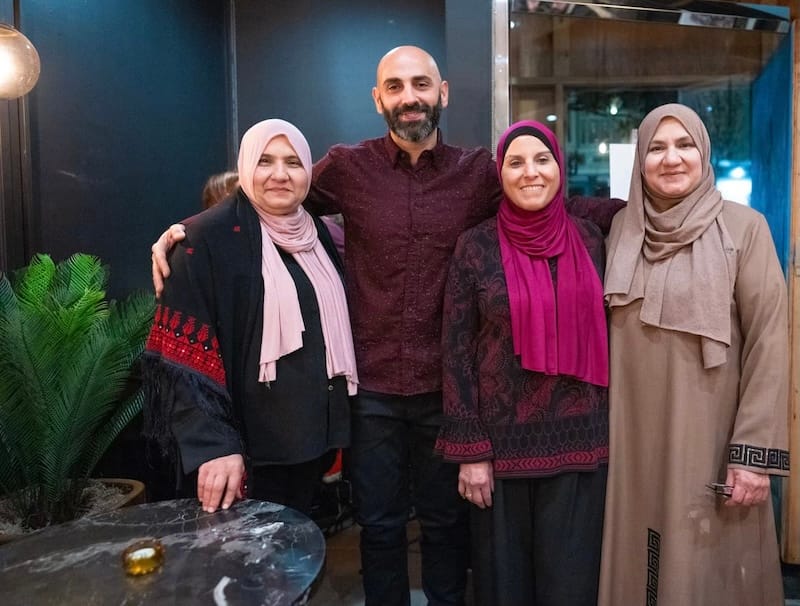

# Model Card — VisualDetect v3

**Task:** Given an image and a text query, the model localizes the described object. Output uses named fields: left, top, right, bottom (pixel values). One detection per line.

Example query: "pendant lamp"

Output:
left=0, top=23, right=40, bottom=99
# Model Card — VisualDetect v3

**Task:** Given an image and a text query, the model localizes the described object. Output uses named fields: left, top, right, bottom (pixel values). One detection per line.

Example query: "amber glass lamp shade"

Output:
left=0, top=24, right=40, bottom=99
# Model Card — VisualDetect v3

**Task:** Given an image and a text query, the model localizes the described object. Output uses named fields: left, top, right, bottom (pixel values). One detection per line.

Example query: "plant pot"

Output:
left=101, top=478, right=147, bottom=508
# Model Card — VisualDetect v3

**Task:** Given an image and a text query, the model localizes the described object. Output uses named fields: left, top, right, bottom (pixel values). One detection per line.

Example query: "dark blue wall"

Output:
left=445, top=0, right=493, bottom=150
left=751, top=30, right=792, bottom=271
left=20, top=0, right=230, bottom=297
left=234, top=0, right=446, bottom=160
left=11, top=0, right=494, bottom=297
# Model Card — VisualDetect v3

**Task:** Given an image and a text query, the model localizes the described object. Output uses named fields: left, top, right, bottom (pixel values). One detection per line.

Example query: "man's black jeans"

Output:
left=350, top=390, right=470, bottom=606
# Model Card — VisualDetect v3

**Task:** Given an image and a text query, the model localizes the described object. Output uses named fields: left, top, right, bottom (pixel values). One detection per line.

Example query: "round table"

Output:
left=0, top=498, right=325, bottom=605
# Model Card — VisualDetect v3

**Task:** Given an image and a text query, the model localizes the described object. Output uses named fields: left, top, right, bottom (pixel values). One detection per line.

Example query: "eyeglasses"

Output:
left=706, top=482, right=733, bottom=497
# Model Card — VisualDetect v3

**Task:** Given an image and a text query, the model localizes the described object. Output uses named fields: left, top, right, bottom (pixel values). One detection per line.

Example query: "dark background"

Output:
left=1, top=0, right=493, bottom=297
left=0, top=0, right=493, bottom=494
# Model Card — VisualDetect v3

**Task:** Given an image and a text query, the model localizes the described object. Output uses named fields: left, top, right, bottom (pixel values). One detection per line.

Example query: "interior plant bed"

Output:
left=0, top=254, right=154, bottom=545
left=0, top=478, right=146, bottom=544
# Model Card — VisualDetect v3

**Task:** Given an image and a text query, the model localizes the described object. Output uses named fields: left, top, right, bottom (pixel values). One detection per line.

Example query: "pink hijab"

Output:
left=496, top=120, right=608, bottom=387
left=238, top=119, right=358, bottom=394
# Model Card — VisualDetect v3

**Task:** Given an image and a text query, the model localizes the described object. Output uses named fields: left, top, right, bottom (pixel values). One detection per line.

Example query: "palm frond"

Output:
left=81, top=390, right=145, bottom=478
left=0, top=253, right=155, bottom=529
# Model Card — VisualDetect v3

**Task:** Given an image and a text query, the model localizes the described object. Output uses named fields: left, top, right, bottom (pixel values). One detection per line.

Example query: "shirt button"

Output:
left=328, top=385, right=334, bottom=391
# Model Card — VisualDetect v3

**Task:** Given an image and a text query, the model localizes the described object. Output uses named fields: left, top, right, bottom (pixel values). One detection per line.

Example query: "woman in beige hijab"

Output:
left=599, top=103, right=788, bottom=606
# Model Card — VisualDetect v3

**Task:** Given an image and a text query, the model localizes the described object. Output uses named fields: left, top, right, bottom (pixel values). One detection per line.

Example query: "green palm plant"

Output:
left=0, top=253, right=154, bottom=530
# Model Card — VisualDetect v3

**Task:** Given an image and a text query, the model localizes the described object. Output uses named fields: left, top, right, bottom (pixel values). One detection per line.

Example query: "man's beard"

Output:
left=383, top=97, right=442, bottom=143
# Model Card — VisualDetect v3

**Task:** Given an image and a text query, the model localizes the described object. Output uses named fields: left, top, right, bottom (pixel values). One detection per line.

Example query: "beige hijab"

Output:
left=604, top=103, right=736, bottom=369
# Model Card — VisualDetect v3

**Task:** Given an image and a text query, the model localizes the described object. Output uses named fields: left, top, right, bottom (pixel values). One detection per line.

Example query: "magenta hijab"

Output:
left=496, top=120, right=608, bottom=387
left=238, top=118, right=358, bottom=395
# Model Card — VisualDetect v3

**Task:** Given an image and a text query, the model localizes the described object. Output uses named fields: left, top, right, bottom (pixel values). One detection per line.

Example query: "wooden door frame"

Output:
left=782, top=0, right=800, bottom=563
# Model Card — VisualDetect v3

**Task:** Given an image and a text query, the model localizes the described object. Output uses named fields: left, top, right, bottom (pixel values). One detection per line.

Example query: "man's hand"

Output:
left=197, top=453, right=245, bottom=513
left=151, top=224, right=186, bottom=298
left=458, top=461, right=494, bottom=509
left=724, top=467, right=770, bottom=507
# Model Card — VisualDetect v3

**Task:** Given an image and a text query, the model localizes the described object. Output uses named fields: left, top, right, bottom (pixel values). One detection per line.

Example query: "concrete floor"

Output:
left=309, top=520, right=428, bottom=606
left=785, top=563, right=800, bottom=606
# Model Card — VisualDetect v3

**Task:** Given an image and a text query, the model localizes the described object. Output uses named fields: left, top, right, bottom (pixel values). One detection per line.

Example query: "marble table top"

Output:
left=0, top=498, right=325, bottom=605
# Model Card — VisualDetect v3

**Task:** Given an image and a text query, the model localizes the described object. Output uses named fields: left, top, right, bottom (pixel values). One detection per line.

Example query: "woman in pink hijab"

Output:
left=436, top=121, right=616, bottom=605
left=144, top=119, right=357, bottom=516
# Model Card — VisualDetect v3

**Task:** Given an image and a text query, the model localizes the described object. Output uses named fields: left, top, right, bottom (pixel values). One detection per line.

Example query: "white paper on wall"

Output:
left=609, top=143, right=636, bottom=200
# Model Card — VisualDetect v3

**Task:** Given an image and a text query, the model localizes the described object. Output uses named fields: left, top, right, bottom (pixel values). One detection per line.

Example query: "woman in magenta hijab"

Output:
left=436, top=121, right=614, bottom=605
left=144, top=119, right=357, bottom=516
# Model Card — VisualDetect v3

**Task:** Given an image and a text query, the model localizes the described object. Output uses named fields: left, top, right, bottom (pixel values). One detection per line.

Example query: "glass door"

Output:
left=498, top=0, right=790, bottom=202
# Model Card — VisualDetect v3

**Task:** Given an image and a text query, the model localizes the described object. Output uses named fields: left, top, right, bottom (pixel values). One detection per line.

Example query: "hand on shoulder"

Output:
left=151, top=224, right=187, bottom=297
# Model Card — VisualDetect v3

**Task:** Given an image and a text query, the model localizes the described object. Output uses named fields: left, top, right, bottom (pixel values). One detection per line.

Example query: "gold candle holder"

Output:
left=122, top=538, right=165, bottom=576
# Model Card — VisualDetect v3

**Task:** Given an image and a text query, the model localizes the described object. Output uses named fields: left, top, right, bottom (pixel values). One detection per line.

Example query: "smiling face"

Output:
left=372, top=46, right=449, bottom=145
left=250, top=135, right=309, bottom=216
left=500, top=135, right=561, bottom=212
left=643, top=117, right=703, bottom=210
